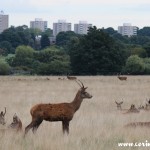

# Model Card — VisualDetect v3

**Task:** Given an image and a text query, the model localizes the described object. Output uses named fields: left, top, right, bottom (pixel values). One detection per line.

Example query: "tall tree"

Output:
left=40, top=34, right=50, bottom=49
left=68, top=26, right=127, bottom=75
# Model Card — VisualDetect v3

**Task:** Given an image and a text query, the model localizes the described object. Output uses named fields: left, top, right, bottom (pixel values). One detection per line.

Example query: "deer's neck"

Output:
left=71, top=91, right=83, bottom=112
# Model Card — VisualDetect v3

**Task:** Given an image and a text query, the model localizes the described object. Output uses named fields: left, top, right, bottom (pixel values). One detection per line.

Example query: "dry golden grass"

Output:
left=0, top=76, right=150, bottom=150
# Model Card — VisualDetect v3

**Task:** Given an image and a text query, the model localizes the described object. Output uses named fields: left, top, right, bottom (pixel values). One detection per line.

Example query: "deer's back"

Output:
left=30, top=103, right=74, bottom=121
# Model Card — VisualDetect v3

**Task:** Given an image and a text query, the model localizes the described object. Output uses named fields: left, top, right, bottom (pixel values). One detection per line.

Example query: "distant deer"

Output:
left=24, top=80, right=92, bottom=136
left=138, top=105, right=145, bottom=110
left=8, top=113, right=22, bottom=132
left=67, top=75, right=77, bottom=80
left=0, top=107, right=6, bottom=125
left=58, top=77, right=65, bottom=80
left=117, top=74, right=127, bottom=81
left=123, top=104, right=140, bottom=114
left=115, top=101, right=123, bottom=110
left=125, top=122, right=150, bottom=128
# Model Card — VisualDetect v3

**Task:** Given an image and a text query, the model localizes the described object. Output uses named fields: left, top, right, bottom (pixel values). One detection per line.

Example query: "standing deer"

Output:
left=115, top=101, right=123, bottom=110
left=0, top=107, right=6, bottom=125
left=24, top=80, right=92, bottom=136
left=8, top=113, right=22, bottom=132
left=117, top=74, right=127, bottom=81
left=67, top=75, right=77, bottom=80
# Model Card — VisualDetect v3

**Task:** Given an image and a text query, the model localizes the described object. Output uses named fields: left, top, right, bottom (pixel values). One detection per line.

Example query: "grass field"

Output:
left=0, top=76, right=150, bottom=150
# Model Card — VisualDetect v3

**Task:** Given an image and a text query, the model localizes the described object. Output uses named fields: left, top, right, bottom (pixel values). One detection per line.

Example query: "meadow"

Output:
left=0, top=76, right=150, bottom=150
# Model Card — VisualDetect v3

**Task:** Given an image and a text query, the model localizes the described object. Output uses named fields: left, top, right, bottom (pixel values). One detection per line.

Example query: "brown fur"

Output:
left=67, top=75, right=77, bottom=80
left=118, top=76, right=127, bottom=81
left=24, top=80, right=92, bottom=136
left=117, top=74, right=127, bottom=81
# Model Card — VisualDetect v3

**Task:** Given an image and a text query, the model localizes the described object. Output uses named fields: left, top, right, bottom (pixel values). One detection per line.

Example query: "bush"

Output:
left=0, top=61, right=11, bottom=75
left=124, top=55, right=145, bottom=74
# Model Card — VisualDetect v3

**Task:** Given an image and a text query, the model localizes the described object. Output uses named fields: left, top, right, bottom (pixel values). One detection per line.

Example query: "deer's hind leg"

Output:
left=32, top=119, right=43, bottom=134
left=24, top=121, right=35, bottom=137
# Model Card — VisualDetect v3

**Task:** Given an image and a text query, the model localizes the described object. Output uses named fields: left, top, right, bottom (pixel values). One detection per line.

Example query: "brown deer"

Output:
left=24, top=80, right=92, bottom=136
left=0, top=107, right=6, bottom=125
left=8, top=113, right=22, bottom=132
left=67, top=75, right=77, bottom=80
left=123, top=104, right=140, bottom=114
left=117, top=74, right=127, bottom=81
left=115, top=101, right=123, bottom=110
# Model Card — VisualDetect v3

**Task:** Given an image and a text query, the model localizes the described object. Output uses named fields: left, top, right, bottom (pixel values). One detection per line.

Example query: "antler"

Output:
left=75, top=80, right=85, bottom=88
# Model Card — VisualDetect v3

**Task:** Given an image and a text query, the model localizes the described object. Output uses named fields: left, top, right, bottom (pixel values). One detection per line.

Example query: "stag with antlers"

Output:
left=0, top=107, right=6, bottom=125
left=24, top=80, right=92, bottom=136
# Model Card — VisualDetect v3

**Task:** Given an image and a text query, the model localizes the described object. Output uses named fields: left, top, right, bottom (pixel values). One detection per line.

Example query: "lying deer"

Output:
left=115, top=101, right=123, bottom=110
left=24, top=80, right=92, bottom=136
left=8, top=113, right=22, bottom=132
left=0, top=107, right=6, bottom=125
left=123, top=104, right=140, bottom=114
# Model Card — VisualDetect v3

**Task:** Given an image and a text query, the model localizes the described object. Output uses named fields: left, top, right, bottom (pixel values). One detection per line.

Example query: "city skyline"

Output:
left=1, top=0, right=150, bottom=30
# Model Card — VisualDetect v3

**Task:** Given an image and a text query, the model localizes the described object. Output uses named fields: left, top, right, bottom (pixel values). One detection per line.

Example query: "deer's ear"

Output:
left=84, top=87, right=88, bottom=90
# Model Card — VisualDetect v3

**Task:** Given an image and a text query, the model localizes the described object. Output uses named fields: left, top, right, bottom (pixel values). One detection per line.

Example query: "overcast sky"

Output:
left=1, top=0, right=150, bottom=30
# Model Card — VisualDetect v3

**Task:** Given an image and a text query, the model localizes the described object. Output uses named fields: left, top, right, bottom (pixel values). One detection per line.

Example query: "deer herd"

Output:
left=115, top=99, right=150, bottom=128
left=0, top=74, right=149, bottom=138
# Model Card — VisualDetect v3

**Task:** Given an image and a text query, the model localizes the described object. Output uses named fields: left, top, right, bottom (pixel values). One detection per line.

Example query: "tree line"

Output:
left=0, top=25, right=150, bottom=75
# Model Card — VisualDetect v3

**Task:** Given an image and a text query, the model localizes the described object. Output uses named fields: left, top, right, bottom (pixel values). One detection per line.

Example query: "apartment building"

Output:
left=118, top=23, right=137, bottom=37
left=53, top=20, right=71, bottom=36
left=0, top=11, right=9, bottom=33
left=74, top=21, right=92, bottom=35
left=30, top=18, right=47, bottom=32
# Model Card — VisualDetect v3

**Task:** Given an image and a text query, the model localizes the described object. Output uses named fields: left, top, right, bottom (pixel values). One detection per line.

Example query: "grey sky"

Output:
left=1, top=0, right=150, bottom=30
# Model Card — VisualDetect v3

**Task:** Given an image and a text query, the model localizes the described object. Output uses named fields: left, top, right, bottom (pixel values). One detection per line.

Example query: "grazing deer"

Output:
left=117, top=74, right=127, bottom=81
left=67, top=75, right=77, bottom=80
left=24, top=80, right=92, bottom=136
left=115, top=101, right=123, bottom=110
left=123, top=104, right=140, bottom=114
left=8, top=113, right=22, bottom=132
left=125, top=122, right=150, bottom=128
left=0, top=107, right=6, bottom=125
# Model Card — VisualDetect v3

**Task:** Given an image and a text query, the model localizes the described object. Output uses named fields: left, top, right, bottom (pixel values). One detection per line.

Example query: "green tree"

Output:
left=130, top=47, right=147, bottom=58
left=124, top=55, right=145, bottom=74
left=40, top=34, right=50, bottom=49
left=68, top=26, right=127, bottom=75
left=13, top=45, right=35, bottom=67
left=138, top=27, right=150, bottom=36
left=56, top=31, right=77, bottom=47
left=0, top=41, right=15, bottom=55
left=34, top=47, right=71, bottom=75
left=0, top=61, right=11, bottom=75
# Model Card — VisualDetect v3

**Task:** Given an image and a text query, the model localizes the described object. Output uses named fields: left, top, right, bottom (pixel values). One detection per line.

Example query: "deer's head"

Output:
left=76, top=80, right=92, bottom=99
